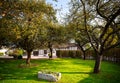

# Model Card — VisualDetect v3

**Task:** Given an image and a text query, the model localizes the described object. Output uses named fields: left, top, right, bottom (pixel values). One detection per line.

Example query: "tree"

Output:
left=67, top=0, right=120, bottom=73
left=0, top=0, right=56, bottom=65
left=92, top=0, right=120, bottom=73
left=45, top=23, right=67, bottom=58
left=66, top=0, right=91, bottom=60
left=80, top=0, right=120, bottom=73
left=66, top=21, right=91, bottom=60
left=0, top=0, right=15, bottom=48
left=75, top=31, right=91, bottom=60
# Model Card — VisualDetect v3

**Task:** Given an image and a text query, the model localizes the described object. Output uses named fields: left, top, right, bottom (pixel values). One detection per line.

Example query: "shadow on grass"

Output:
left=1, top=58, right=120, bottom=83
left=0, top=58, right=93, bottom=82
left=0, top=72, right=49, bottom=82
left=77, top=71, right=120, bottom=83
left=61, top=71, right=92, bottom=74
left=0, top=59, right=50, bottom=82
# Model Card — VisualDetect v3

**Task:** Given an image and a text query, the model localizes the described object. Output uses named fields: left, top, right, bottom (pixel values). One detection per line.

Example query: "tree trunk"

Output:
left=26, top=51, right=32, bottom=65
left=78, top=44, right=86, bottom=60
left=0, top=45, right=2, bottom=49
left=93, top=54, right=103, bottom=73
left=49, top=47, right=53, bottom=58
left=48, top=42, right=53, bottom=59
left=83, top=51, right=86, bottom=60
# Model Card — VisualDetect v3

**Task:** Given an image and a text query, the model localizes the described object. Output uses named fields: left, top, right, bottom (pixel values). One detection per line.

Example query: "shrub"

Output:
left=56, top=50, right=61, bottom=58
left=56, top=50, right=82, bottom=58
left=0, top=52, right=4, bottom=56
left=56, top=48, right=120, bottom=62
left=62, top=50, right=69, bottom=57
left=69, top=50, right=76, bottom=58
left=76, top=50, right=82, bottom=58
left=8, top=48, right=23, bottom=59
left=56, top=50, right=70, bottom=58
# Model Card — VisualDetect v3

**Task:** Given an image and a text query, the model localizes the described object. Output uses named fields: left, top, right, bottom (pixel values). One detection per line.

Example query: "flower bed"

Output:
left=38, top=71, right=61, bottom=82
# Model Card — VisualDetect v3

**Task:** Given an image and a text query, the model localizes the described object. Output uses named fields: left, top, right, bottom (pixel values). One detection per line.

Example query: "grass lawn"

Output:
left=0, top=58, right=120, bottom=83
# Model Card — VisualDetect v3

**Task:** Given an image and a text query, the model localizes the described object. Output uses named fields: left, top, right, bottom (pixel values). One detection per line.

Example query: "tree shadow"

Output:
left=1, top=58, right=120, bottom=83
left=0, top=59, right=50, bottom=82
left=61, top=71, right=92, bottom=74
left=0, top=72, right=50, bottom=82
left=77, top=71, right=120, bottom=83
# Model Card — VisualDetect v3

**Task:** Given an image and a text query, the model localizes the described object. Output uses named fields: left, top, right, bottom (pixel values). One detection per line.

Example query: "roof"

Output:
left=56, top=43, right=79, bottom=48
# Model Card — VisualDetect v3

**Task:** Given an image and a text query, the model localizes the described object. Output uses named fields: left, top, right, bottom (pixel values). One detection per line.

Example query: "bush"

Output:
left=76, top=50, right=82, bottom=58
left=18, top=55, right=22, bottom=59
left=56, top=50, right=82, bottom=58
left=56, top=50, right=61, bottom=58
left=0, top=52, right=4, bottom=56
left=56, top=48, right=120, bottom=62
left=8, top=48, right=23, bottom=59
left=69, top=50, right=76, bottom=58
left=61, top=50, right=69, bottom=57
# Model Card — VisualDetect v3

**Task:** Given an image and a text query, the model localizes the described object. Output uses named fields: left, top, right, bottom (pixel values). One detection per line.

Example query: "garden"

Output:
left=0, top=0, right=120, bottom=83
left=0, top=58, right=120, bottom=83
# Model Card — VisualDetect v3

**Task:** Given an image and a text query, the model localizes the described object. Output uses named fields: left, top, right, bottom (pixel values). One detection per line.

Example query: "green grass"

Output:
left=0, top=58, right=120, bottom=83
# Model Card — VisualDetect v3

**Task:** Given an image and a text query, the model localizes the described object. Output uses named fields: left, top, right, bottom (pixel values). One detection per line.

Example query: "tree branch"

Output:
left=96, top=0, right=108, bottom=21
left=99, top=4, right=120, bottom=42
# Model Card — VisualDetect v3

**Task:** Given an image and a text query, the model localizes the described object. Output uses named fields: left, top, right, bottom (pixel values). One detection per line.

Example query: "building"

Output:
left=56, top=43, right=79, bottom=50
left=30, top=43, right=79, bottom=56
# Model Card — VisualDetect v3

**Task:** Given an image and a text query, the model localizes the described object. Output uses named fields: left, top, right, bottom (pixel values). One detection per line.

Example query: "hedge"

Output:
left=103, top=48, right=120, bottom=62
left=56, top=48, right=120, bottom=62
left=56, top=50, right=82, bottom=58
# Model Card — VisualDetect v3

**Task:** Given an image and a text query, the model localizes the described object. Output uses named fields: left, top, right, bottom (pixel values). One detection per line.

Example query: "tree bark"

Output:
left=48, top=42, right=53, bottom=59
left=83, top=51, right=86, bottom=60
left=26, top=50, right=32, bottom=65
left=49, top=47, right=53, bottom=58
left=94, top=54, right=103, bottom=73
left=78, top=44, right=86, bottom=60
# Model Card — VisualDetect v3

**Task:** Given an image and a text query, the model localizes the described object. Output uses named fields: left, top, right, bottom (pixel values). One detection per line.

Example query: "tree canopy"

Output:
left=0, top=0, right=56, bottom=64
left=66, top=0, right=120, bottom=73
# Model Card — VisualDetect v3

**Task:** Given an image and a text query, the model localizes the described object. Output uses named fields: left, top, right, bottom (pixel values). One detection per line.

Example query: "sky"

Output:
left=46, top=0, right=69, bottom=23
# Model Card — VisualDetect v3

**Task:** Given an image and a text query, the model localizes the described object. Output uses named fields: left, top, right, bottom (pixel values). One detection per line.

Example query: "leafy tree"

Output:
left=45, top=23, right=67, bottom=58
left=67, top=0, right=120, bottom=73
left=0, top=0, right=56, bottom=64
left=92, top=0, right=120, bottom=73
left=66, top=0, right=92, bottom=60
left=66, top=22, right=91, bottom=60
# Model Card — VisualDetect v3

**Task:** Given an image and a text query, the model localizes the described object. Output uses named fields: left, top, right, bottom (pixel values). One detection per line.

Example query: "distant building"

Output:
left=32, top=49, right=56, bottom=56
left=31, top=43, right=79, bottom=56
left=56, top=43, right=79, bottom=50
